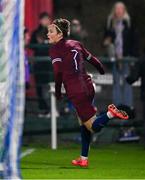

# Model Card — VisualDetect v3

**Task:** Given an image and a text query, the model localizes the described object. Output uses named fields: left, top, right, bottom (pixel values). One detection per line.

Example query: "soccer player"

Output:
left=47, top=18, right=128, bottom=167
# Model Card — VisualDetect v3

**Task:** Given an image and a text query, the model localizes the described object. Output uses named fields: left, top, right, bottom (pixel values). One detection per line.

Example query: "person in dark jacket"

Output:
left=30, top=12, right=51, bottom=56
left=69, top=19, right=88, bottom=43
left=103, top=2, right=139, bottom=107
left=30, top=12, right=51, bottom=117
left=126, top=55, right=145, bottom=145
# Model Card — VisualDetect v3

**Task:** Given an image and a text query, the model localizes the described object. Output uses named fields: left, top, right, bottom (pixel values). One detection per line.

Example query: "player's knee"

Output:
left=83, top=116, right=103, bottom=133
left=85, top=125, right=94, bottom=133
left=83, top=118, right=95, bottom=133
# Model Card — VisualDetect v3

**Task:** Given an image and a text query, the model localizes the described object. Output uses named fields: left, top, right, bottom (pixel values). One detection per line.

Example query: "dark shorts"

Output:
left=70, top=87, right=96, bottom=122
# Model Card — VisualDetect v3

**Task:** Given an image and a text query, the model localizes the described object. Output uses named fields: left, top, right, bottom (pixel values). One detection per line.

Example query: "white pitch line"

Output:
left=0, top=149, right=35, bottom=172
left=20, top=148, right=35, bottom=159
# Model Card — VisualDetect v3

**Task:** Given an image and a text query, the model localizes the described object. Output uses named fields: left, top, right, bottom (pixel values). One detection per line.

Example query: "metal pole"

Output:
left=50, top=83, right=57, bottom=150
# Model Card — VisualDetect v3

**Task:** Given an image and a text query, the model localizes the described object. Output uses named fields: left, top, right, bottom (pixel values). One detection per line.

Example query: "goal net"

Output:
left=0, top=0, right=25, bottom=179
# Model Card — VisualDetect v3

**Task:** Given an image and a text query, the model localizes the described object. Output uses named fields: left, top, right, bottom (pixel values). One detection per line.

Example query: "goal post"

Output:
left=0, top=0, right=25, bottom=179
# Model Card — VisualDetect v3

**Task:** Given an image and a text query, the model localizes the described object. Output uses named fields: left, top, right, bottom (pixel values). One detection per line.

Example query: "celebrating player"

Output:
left=47, top=18, right=128, bottom=167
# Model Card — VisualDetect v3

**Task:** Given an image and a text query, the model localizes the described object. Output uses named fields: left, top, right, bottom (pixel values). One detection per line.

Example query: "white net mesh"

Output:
left=0, top=0, right=25, bottom=179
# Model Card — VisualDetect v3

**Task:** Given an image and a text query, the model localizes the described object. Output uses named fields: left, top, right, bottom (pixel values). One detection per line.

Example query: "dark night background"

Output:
left=54, top=0, right=145, bottom=56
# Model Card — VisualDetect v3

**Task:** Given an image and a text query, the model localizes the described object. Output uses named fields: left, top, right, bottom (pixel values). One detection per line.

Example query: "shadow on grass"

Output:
left=22, top=165, right=90, bottom=170
left=59, top=166, right=90, bottom=169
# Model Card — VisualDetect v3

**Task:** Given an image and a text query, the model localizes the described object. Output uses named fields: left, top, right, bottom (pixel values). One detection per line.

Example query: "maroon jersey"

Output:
left=49, top=39, right=104, bottom=100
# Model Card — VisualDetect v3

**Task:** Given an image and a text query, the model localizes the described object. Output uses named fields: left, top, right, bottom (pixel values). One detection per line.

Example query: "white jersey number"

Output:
left=71, top=49, right=79, bottom=71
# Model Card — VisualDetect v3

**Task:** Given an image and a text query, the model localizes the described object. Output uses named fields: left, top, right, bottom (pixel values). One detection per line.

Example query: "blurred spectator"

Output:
left=69, top=19, right=88, bottom=43
left=30, top=12, right=52, bottom=117
left=103, top=2, right=139, bottom=107
left=126, top=54, right=145, bottom=145
left=30, top=12, right=51, bottom=55
left=24, top=28, right=30, bottom=89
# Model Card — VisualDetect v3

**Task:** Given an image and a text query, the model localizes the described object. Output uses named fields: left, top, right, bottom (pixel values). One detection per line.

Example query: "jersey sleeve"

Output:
left=49, top=49, right=63, bottom=100
left=80, top=43, right=105, bottom=74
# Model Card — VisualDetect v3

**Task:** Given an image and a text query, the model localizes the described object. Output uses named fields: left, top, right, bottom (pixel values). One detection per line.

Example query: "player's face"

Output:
left=47, top=24, right=63, bottom=44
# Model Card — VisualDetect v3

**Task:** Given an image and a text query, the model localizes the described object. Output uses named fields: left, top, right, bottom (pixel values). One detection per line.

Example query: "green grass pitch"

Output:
left=21, top=143, right=145, bottom=179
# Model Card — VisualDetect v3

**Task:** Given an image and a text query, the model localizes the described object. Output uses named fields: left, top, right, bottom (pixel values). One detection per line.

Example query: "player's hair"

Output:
left=107, top=1, right=130, bottom=29
left=53, top=18, right=70, bottom=38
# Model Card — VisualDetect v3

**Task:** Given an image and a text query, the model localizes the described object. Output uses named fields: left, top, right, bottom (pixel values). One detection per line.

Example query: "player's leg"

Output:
left=71, top=94, right=128, bottom=167
left=72, top=117, right=91, bottom=167
left=84, top=104, right=128, bottom=133
left=71, top=93, right=106, bottom=167
left=78, top=117, right=92, bottom=159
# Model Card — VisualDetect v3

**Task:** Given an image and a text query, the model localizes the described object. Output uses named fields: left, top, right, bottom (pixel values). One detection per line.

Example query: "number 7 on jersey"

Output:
left=71, top=49, right=79, bottom=71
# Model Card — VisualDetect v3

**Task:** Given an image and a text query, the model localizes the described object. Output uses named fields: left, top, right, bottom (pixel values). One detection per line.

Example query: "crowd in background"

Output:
left=24, top=2, right=145, bottom=144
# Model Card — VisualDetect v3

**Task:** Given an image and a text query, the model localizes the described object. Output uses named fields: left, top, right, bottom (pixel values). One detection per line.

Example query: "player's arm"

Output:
left=50, top=49, right=63, bottom=100
left=52, top=58, right=63, bottom=100
left=80, top=43, right=105, bottom=74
